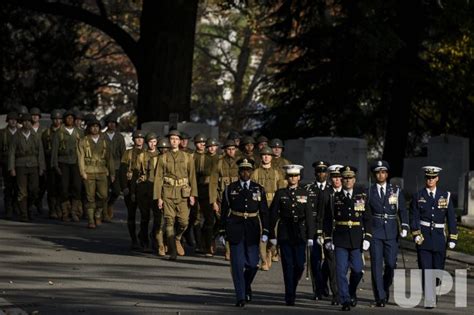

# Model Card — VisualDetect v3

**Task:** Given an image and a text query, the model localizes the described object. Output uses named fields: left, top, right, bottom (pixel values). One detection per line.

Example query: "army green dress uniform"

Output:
left=8, top=114, right=46, bottom=221
left=77, top=119, right=114, bottom=228
left=0, top=112, right=18, bottom=219
left=153, top=130, right=198, bottom=260
left=120, top=130, right=145, bottom=248
left=154, top=137, right=171, bottom=256
left=104, top=115, right=126, bottom=220
left=41, top=110, right=62, bottom=218
left=135, top=132, right=160, bottom=252
left=51, top=111, right=84, bottom=222
left=251, top=146, right=286, bottom=271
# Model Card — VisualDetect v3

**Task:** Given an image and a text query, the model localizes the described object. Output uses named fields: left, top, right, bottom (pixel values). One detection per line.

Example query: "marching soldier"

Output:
left=269, top=164, right=314, bottom=306
left=410, top=166, right=458, bottom=309
left=104, top=114, right=126, bottom=221
left=324, top=166, right=372, bottom=311
left=41, top=110, right=63, bottom=219
left=209, top=139, right=239, bottom=261
left=153, top=130, right=198, bottom=260
left=269, top=138, right=291, bottom=175
left=30, top=107, right=45, bottom=215
left=305, top=160, right=332, bottom=301
left=187, top=133, right=207, bottom=253
left=8, top=113, right=46, bottom=222
left=240, top=136, right=260, bottom=166
left=179, top=132, right=194, bottom=154
left=199, top=138, right=220, bottom=257
left=155, top=137, right=172, bottom=256
left=74, top=110, right=85, bottom=130
left=251, top=146, right=286, bottom=271
left=77, top=118, right=114, bottom=229
left=0, top=111, right=18, bottom=219
left=256, top=135, right=269, bottom=151
left=135, top=132, right=160, bottom=252
left=368, top=160, right=409, bottom=307
left=218, top=158, right=269, bottom=307
left=120, top=130, right=145, bottom=249
left=51, top=110, right=84, bottom=222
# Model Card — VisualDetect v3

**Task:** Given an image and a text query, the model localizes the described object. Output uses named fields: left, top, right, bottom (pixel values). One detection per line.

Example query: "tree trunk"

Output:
left=137, top=0, right=199, bottom=127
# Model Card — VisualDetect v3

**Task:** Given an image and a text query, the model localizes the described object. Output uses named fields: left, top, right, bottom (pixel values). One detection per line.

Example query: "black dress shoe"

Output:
left=376, top=299, right=386, bottom=307
left=350, top=297, right=357, bottom=307
left=341, top=303, right=351, bottom=311
left=235, top=300, right=245, bottom=307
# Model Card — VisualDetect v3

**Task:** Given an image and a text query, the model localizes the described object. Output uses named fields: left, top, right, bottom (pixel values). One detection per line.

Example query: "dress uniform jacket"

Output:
left=410, top=188, right=458, bottom=251
left=368, top=184, right=409, bottom=240
left=327, top=189, right=372, bottom=249
left=220, top=181, right=269, bottom=245
left=270, top=186, right=314, bottom=243
left=305, top=182, right=332, bottom=237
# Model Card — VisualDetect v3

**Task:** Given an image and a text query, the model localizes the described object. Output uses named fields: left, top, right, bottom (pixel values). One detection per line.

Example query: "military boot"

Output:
left=106, top=205, right=114, bottom=220
left=260, top=242, right=269, bottom=271
left=87, top=208, right=96, bottom=229
left=71, top=200, right=82, bottom=222
left=61, top=201, right=71, bottom=222
left=266, top=249, right=273, bottom=269
left=167, top=235, right=177, bottom=260
left=176, top=239, right=185, bottom=256
left=156, top=229, right=166, bottom=256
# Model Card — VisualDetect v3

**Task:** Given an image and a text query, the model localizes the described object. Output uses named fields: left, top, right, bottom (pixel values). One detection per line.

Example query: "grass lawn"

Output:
left=455, top=226, right=474, bottom=256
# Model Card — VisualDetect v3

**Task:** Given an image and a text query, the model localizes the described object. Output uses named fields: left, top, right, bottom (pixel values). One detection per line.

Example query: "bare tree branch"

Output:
left=195, top=43, right=237, bottom=76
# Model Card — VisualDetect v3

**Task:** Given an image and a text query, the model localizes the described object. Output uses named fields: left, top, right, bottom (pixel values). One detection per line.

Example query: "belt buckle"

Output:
left=243, top=212, right=249, bottom=219
left=384, top=213, right=388, bottom=219
left=431, top=222, right=436, bottom=228
left=347, top=220, right=353, bottom=227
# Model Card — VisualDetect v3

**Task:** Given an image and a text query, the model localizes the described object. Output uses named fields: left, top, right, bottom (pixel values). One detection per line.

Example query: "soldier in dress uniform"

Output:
left=153, top=130, right=198, bottom=260
left=120, top=130, right=145, bottom=250
left=324, top=166, right=372, bottom=311
left=209, top=139, right=239, bottom=261
left=368, top=160, right=409, bottom=307
left=305, top=160, right=331, bottom=301
left=410, top=166, right=458, bottom=309
left=135, top=132, right=159, bottom=252
left=269, top=164, right=314, bottom=306
left=51, top=110, right=84, bottom=222
left=77, top=118, right=114, bottom=229
left=104, top=114, right=126, bottom=221
left=251, top=146, right=286, bottom=271
left=0, top=111, right=18, bottom=219
left=8, top=113, right=46, bottom=221
left=218, top=158, right=269, bottom=307
left=41, top=110, right=62, bottom=219
left=269, top=138, right=291, bottom=175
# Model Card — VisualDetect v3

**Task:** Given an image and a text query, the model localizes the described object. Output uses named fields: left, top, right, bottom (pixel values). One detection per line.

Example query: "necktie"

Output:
left=244, top=182, right=248, bottom=190
left=380, top=187, right=385, bottom=200
left=430, top=191, right=434, bottom=199
left=319, top=183, right=322, bottom=190
left=347, top=192, right=351, bottom=199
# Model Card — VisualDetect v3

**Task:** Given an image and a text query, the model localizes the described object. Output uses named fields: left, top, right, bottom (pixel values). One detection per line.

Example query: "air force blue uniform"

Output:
left=368, top=183, right=409, bottom=303
left=325, top=187, right=372, bottom=306
left=220, top=180, right=269, bottom=303
left=270, top=186, right=314, bottom=305
left=410, top=188, right=458, bottom=271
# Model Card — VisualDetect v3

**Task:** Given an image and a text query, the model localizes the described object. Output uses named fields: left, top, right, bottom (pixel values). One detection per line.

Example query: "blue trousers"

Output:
left=280, top=241, right=306, bottom=303
left=310, top=243, right=324, bottom=296
left=370, top=238, right=398, bottom=301
left=417, top=249, right=446, bottom=270
left=230, top=241, right=259, bottom=302
left=335, top=247, right=364, bottom=304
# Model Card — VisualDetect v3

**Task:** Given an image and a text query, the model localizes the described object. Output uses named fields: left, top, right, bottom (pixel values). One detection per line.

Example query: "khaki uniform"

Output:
left=51, top=126, right=84, bottom=221
left=242, top=151, right=261, bottom=167
left=42, top=126, right=61, bottom=218
left=0, top=127, right=18, bottom=218
left=251, top=165, right=286, bottom=270
left=135, top=150, right=160, bottom=250
left=120, top=147, right=144, bottom=245
left=272, top=156, right=292, bottom=177
left=77, top=134, right=114, bottom=225
left=8, top=130, right=46, bottom=221
left=153, top=150, right=198, bottom=256
left=104, top=131, right=126, bottom=217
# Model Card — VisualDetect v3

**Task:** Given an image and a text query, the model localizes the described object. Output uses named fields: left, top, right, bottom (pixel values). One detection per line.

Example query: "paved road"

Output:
left=0, top=197, right=473, bottom=314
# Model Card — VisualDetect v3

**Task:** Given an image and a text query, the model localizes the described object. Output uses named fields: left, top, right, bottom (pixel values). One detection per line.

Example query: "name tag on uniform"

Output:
left=438, top=197, right=448, bottom=208
left=354, top=200, right=365, bottom=211
left=389, top=194, right=398, bottom=205
left=297, top=196, right=308, bottom=203
left=230, top=190, right=239, bottom=195
left=418, top=197, right=426, bottom=203
left=253, top=192, right=261, bottom=201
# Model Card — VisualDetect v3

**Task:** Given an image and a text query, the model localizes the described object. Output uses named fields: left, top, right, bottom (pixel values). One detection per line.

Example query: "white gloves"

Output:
left=219, top=236, right=226, bottom=246
left=261, top=235, right=268, bottom=243
left=325, top=241, right=334, bottom=251
left=414, top=235, right=423, bottom=245
left=307, top=239, right=314, bottom=247
left=400, top=229, right=408, bottom=238
left=317, top=236, right=324, bottom=246
left=363, top=240, right=370, bottom=251
left=448, top=241, right=456, bottom=249
left=270, top=239, right=277, bottom=246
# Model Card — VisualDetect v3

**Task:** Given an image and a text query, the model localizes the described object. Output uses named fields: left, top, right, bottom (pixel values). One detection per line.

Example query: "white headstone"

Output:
left=461, top=171, right=474, bottom=228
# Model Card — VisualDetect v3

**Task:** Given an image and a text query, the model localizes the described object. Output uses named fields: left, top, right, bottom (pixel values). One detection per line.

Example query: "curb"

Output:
left=400, top=239, right=474, bottom=266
